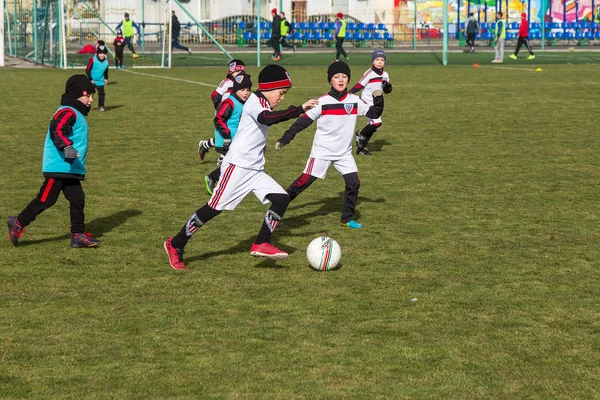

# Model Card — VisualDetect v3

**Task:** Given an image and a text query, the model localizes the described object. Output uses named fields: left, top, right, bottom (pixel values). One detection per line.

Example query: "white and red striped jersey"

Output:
left=304, top=91, right=372, bottom=159
left=352, top=67, right=390, bottom=105
left=223, top=92, right=271, bottom=170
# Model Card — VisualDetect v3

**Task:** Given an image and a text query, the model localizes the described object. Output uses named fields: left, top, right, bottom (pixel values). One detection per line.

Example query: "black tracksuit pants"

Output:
left=335, top=37, right=347, bottom=60
left=514, top=36, right=534, bottom=55
left=17, top=177, right=86, bottom=234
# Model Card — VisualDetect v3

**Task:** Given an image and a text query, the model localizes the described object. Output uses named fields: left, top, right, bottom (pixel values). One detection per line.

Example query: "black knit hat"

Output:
left=96, top=43, right=108, bottom=55
left=327, top=61, right=351, bottom=82
left=258, top=64, right=292, bottom=91
left=228, top=59, right=246, bottom=74
left=232, top=73, right=252, bottom=92
left=65, top=74, right=96, bottom=98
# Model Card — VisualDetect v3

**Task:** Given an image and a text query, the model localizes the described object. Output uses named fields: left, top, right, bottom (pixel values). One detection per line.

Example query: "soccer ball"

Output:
left=306, top=236, right=341, bottom=271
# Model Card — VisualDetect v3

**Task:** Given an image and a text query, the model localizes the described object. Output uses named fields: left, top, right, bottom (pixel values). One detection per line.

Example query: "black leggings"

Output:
left=17, top=177, right=86, bottom=234
left=96, top=86, right=105, bottom=107
left=286, top=171, right=360, bottom=223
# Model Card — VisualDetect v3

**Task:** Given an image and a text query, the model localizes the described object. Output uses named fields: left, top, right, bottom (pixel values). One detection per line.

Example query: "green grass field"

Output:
left=1, top=55, right=600, bottom=398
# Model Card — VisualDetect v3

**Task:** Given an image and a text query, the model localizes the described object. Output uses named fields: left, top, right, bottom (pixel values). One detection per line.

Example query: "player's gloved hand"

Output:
left=275, top=141, right=284, bottom=151
left=223, top=138, right=231, bottom=150
left=372, top=90, right=384, bottom=107
left=382, top=80, right=393, bottom=94
left=63, top=146, right=79, bottom=163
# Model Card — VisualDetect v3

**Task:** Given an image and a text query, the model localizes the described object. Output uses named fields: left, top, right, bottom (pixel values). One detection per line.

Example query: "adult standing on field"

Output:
left=270, top=8, right=282, bottom=61
left=334, top=12, right=348, bottom=62
left=510, top=13, right=535, bottom=60
left=279, top=11, right=295, bottom=52
left=464, top=12, right=479, bottom=53
left=492, top=11, right=506, bottom=63
left=116, top=12, right=141, bottom=58
left=171, top=11, right=192, bottom=55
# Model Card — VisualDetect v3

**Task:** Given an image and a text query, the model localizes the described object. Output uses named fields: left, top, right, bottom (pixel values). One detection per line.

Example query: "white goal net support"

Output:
left=3, top=0, right=235, bottom=68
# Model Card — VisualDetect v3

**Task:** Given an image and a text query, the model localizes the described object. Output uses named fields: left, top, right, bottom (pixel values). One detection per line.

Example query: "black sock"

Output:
left=357, top=124, right=378, bottom=148
left=171, top=204, right=221, bottom=249
left=254, top=194, right=289, bottom=244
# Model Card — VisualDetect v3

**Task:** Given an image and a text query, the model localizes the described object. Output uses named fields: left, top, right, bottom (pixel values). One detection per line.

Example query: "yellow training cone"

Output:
left=536, top=68, right=542, bottom=72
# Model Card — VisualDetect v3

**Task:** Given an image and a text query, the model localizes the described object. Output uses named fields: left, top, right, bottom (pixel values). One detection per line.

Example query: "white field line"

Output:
left=121, top=68, right=215, bottom=87
left=490, top=66, right=538, bottom=72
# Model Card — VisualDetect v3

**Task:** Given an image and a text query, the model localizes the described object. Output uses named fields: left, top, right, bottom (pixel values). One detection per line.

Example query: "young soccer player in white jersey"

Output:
left=275, top=61, right=384, bottom=229
left=164, top=65, right=318, bottom=270
left=198, top=59, right=246, bottom=160
left=349, top=49, right=393, bottom=156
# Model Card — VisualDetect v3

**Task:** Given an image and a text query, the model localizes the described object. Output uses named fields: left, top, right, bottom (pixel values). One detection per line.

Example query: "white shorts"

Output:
left=208, top=162, right=287, bottom=211
left=303, top=154, right=358, bottom=179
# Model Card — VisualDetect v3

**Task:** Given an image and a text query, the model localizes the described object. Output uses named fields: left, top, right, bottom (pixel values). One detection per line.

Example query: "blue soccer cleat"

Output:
left=344, top=220, right=363, bottom=229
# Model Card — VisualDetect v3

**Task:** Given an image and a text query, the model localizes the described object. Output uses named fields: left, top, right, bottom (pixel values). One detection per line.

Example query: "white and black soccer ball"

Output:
left=306, top=236, right=341, bottom=271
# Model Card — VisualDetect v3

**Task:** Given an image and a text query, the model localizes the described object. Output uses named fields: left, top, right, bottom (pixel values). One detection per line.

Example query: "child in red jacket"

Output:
left=510, top=13, right=535, bottom=60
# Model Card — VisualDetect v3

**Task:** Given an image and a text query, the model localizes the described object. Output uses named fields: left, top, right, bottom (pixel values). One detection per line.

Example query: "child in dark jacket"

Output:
left=113, top=29, right=126, bottom=69
left=7, top=75, right=101, bottom=248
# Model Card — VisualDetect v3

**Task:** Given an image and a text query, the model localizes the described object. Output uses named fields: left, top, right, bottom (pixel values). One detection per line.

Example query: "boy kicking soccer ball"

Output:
left=275, top=61, right=384, bottom=229
left=203, top=73, right=253, bottom=195
left=7, top=75, right=101, bottom=248
left=164, top=65, right=318, bottom=270
left=349, top=50, right=393, bottom=155
left=198, top=59, right=247, bottom=161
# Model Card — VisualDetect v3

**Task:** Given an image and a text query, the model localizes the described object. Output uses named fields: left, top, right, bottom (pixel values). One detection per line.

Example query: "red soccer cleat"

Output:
left=164, top=238, right=186, bottom=270
left=250, top=242, right=288, bottom=259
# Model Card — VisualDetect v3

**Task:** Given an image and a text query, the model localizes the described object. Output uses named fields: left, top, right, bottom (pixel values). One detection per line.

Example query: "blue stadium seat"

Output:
left=299, top=22, right=308, bottom=31
left=325, top=31, right=334, bottom=40
left=551, top=22, right=560, bottom=29
left=374, top=32, right=383, bottom=40
left=293, top=31, right=303, bottom=41
left=480, top=22, right=488, bottom=30
left=584, top=31, right=592, bottom=39
left=568, top=22, right=577, bottom=29
left=309, top=22, right=318, bottom=30
left=243, top=31, right=253, bottom=41
left=353, top=31, right=363, bottom=40
left=384, top=32, right=393, bottom=41
left=377, top=23, right=386, bottom=31
left=533, top=32, right=542, bottom=39
left=555, top=31, right=564, bottom=39
left=291, top=22, right=298, bottom=30
left=302, top=31, right=312, bottom=40
left=595, top=31, right=600, bottom=39
left=592, top=22, right=599, bottom=29
left=544, top=31, right=554, bottom=39
left=483, top=31, right=493, bottom=40
left=348, top=22, right=356, bottom=31
left=313, top=31, right=323, bottom=41
left=367, top=23, right=376, bottom=31
left=565, top=31, right=574, bottom=39
left=506, top=32, right=515, bottom=39
left=238, top=21, right=245, bottom=30
left=318, top=22, right=327, bottom=30
left=531, top=22, right=540, bottom=29
left=328, top=22, right=336, bottom=30
left=345, top=32, right=352, bottom=40
left=262, top=31, right=271, bottom=40
left=489, top=22, right=496, bottom=30
left=357, top=22, right=366, bottom=31
left=364, top=32, right=373, bottom=40
left=561, top=22, right=569, bottom=29
left=260, top=21, right=268, bottom=30
left=578, top=22, right=589, bottom=29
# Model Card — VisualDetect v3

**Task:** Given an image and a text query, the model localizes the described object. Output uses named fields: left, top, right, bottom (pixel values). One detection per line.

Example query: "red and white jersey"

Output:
left=304, top=92, right=371, bottom=160
left=215, top=78, right=234, bottom=102
left=224, top=93, right=271, bottom=170
left=354, top=67, right=390, bottom=105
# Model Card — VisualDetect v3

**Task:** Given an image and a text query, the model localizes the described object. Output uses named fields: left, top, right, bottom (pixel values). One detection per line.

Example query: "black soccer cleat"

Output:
left=356, top=148, right=372, bottom=156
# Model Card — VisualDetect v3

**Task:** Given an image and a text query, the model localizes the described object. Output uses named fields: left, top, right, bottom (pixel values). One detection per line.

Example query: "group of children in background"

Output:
left=7, top=46, right=393, bottom=271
